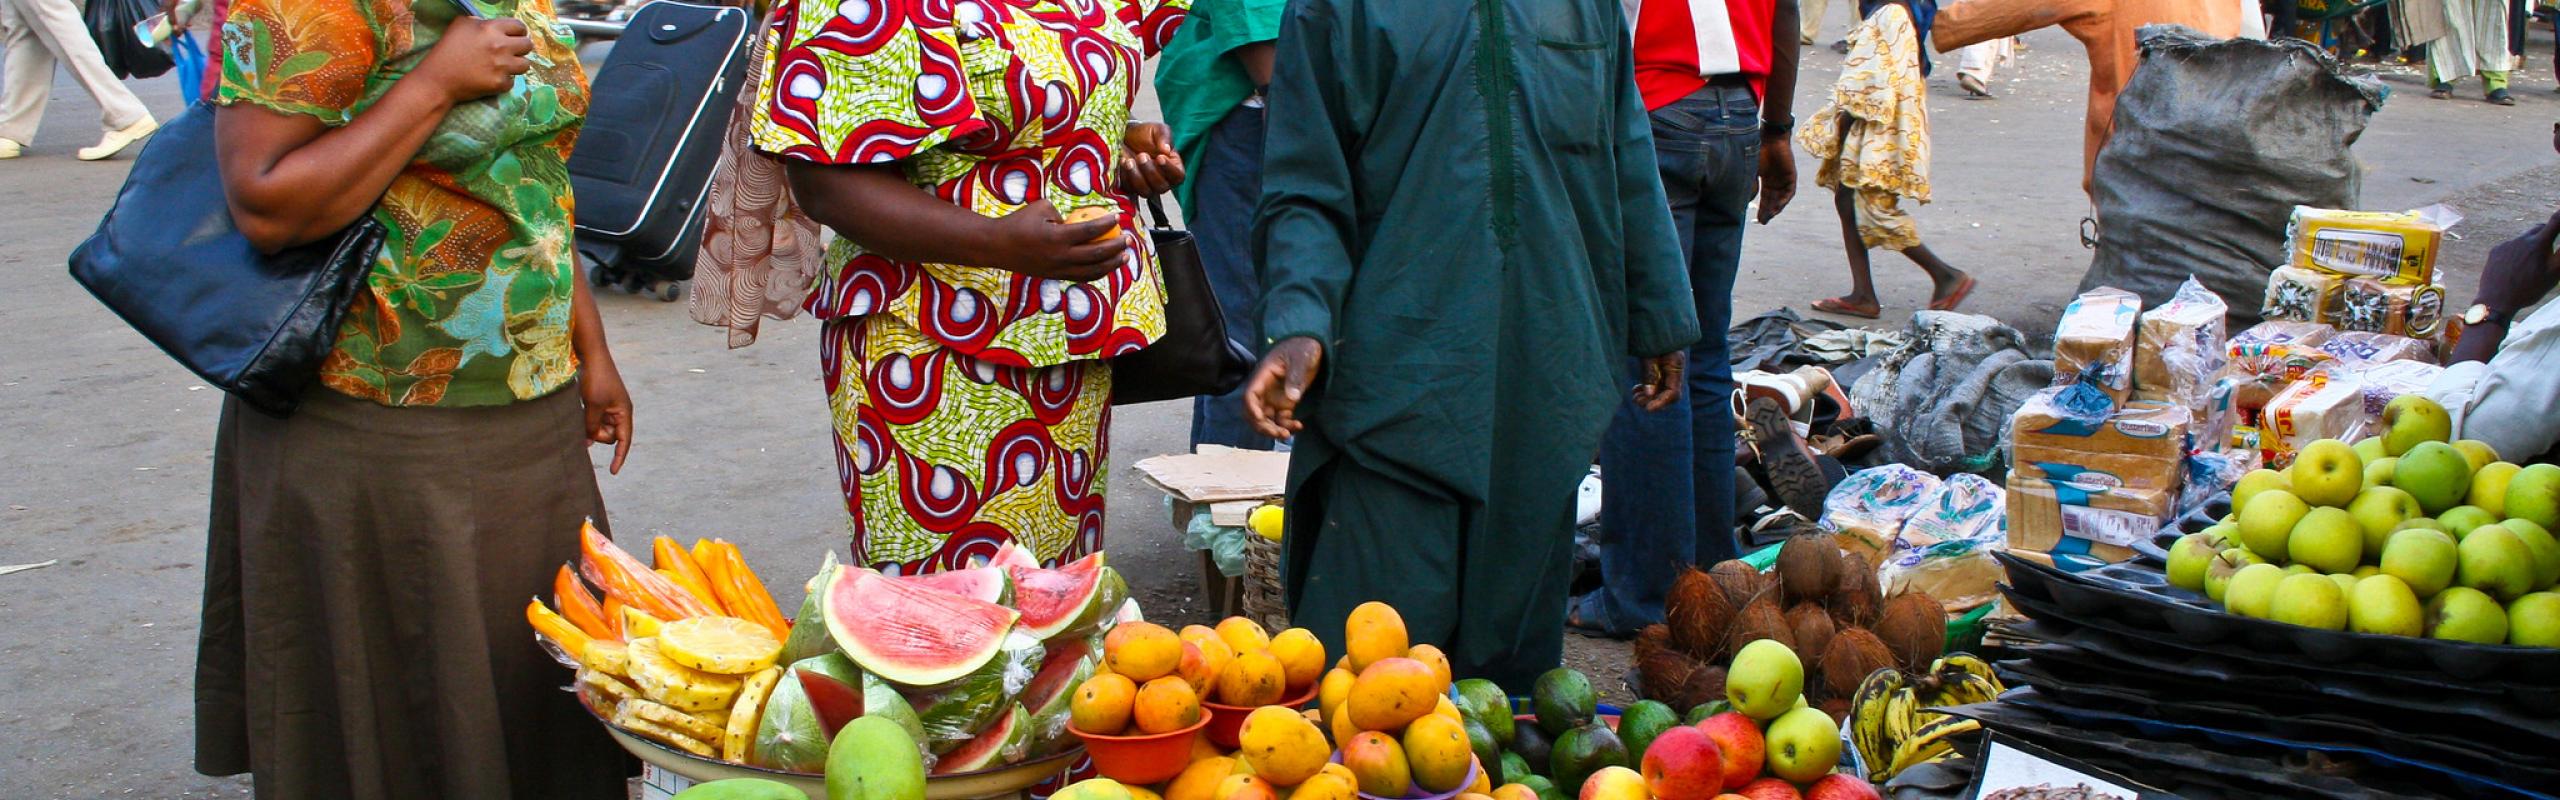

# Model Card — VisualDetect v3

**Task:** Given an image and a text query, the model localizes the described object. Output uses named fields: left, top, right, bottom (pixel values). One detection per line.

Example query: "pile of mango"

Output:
left=1071, top=616, right=1329, bottom=738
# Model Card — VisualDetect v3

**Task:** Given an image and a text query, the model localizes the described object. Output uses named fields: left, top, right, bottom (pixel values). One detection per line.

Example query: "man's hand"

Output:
left=1633, top=351, right=1685, bottom=412
left=2476, top=213, right=2560, bottom=316
left=1119, top=122, right=1184, bottom=197
left=1244, top=337, right=1323, bottom=439
left=1756, top=134, right=1796, bottom=224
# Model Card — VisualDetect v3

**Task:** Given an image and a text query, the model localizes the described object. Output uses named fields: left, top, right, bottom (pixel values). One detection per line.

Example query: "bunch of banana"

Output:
left=1847, top=653, right=2006, bottom=782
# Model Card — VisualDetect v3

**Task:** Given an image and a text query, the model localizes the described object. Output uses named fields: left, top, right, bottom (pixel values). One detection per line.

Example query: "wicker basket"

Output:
left=1239, top=532, right=1289, bottom=631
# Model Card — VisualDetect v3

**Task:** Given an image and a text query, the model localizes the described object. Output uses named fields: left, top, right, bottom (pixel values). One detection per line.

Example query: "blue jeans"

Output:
left=1586, top=84, right=1761, bottom=631
left=1187, top=103, right=1279, bottom=451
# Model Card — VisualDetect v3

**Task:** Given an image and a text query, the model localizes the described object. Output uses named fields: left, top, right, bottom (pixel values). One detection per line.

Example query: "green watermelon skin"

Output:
left=1019, top=635, right=1100, bottom=757
left=1006, top=555, right=1111, bottom=640
left=860, top=673, right=928, bottom=748
left=930, top=703, right=1029, bottom=775
left=749, top=673, right=829, bottom=773
left=899, top=630, right=1044, bottom=754
left=777, top=554, right=841, bottom=665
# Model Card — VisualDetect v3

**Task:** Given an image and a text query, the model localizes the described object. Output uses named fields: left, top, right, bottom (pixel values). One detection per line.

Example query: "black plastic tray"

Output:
left=1939, top=697, right=2423, bottom=800
left=1994, top=689, right=2559, bottom=800
left=1997, top=551, right=2560, bottom=681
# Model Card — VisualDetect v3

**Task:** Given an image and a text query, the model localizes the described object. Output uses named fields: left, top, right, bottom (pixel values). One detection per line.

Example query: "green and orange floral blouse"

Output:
left=218, top=0, right=589, bottom=407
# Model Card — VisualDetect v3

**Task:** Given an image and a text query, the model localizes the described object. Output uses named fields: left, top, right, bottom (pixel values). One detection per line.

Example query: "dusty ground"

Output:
left=5, top=17, right=2559, bottom=797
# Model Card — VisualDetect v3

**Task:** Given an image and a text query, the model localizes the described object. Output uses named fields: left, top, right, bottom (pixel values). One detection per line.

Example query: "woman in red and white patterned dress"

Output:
left=750, top=0, right=1188, bottom=572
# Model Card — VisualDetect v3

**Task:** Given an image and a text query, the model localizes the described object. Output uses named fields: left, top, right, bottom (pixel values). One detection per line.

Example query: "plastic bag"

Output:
left=2082, top=28, right=2384, bottom=327
left=776, top=552, right=840, bottom=665
left=900, top=630, right=1044, bottom=754
left=2134, top=278, right=2229, bottom=416
left=1022, top=637, right=1100, bottom=759
left=1822, top=465, right=1944, bottom=560
left=82, top=0, right=174, bottom=80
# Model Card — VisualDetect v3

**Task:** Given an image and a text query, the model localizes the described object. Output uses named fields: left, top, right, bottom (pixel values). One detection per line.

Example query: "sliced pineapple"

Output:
left=658, top=616, right=783, bottom=675
left=619, top=698, right=725, bottom=743
left=577, top=668, right=640, bottom=706
left=688, top=708, right=729, bottom=730
left=625, top=637, right=742, bottom=712
left=580, top=639, right=630, bottom=678
left=613, top=704, right=718, bottom=758
left=722, top=667, right=784, bottom=764
left=622, top=607, right=666, bottom=639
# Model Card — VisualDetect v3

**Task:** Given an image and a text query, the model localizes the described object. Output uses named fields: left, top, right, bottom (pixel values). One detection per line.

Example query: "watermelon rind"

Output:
left=1007, top=554, right=1109, bottom=640
left=776, top=554, right=841, bottom=665
left=988, top=542, right=1041, bottom=570
left=749, top=671, right=829, bottom=773
left=930, top=703, right=1029, bottom=775
left=788, top=654, right=866, bottom=737
left=826, top=568, right=1019, bottom=687
left=900, top=630, right=1044, bottom=754
left=896, top=566, right=1013, bottom=606
left=1019, top=636, right=1099, bottom=757
left=860, top=673, right=929, bottom=751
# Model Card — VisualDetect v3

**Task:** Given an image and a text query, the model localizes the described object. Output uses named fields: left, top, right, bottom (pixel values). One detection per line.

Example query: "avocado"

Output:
left=1465, top=718, right=1504, bottom=783
left=1548, top=721, right=1628, bottom=798
left=1500, top=751, right=1534, bottom=785
left=1454, top=678, right=1517, bottom=746
left=1615, top=700, right=1678, bottom=762
left=1683, top=700, right=1731, bottom=725
left=1520, top=775, right=1565, bottom=800
left=1531, top=668, right=1597, bottom=738
left=1508, top=721, right=1553, bottom=769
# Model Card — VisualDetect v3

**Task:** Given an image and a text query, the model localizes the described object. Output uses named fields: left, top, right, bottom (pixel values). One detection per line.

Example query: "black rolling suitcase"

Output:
left=569, top=1, right=753, bottom=300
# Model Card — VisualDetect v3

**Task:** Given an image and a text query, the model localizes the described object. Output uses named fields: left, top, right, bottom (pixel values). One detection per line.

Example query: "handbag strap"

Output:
left=1145, top=196, right=1176, bottom=231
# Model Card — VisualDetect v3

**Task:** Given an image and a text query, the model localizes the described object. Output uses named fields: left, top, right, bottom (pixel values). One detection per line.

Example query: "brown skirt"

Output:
left=196, top=386, right=630, bottom=800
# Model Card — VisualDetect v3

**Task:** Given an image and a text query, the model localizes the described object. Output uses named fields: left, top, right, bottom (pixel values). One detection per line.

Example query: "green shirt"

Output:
left=1152, top=0, right=1287, bottom=211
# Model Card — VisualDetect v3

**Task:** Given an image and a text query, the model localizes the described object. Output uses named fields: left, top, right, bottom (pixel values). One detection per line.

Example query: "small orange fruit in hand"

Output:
left=1134, top=676, right=1204, bottom=734
left=1062, top=206, right=1120, bottom=244
left=1105, top=621, right=1184, bottom=683
left=1071, top=672, right=1138, bottom=734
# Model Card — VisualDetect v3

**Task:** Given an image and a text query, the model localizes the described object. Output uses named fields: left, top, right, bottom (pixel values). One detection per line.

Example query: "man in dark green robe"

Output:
left=1243, top=0, right=1701, bottom=692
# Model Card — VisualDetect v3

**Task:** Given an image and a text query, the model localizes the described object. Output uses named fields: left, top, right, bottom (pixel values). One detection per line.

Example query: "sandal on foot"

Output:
left=1811, top=296, right=1882, bottom=319
left=1566, top=592, right=1641, bottom=639
left=1929, top=274, right=1978, bottom=312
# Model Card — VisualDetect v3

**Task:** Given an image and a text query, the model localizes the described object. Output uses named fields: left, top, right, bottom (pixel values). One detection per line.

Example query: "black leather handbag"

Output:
left=1109, top=198, right=1254, bottom=405
left=70, top=106, right=388, bottom=417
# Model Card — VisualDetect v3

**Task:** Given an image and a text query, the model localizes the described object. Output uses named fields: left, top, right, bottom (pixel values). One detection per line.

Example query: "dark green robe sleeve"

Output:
left=1607, top=23, right=1700, bottom=359
left=1250, top=0, right=1368, bottom=350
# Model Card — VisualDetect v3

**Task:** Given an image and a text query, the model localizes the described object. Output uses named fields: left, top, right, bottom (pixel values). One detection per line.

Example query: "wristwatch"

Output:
left=2463, top=303, right=2514, bottom=326
left=1760, top=114, right=1794, bottom=138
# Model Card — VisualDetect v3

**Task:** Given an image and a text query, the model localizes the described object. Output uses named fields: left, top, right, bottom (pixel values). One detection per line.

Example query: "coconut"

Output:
left=1665, top=567, right=1734, bottom=657
left=1776, top=535, right=1840, bottom=605
left=1874, top=590, right=1949, bottom=673
left=1820, top=627, right=1895, bottom=700
left=1678, top=665, right=1729, bottom=711
left=1634, top=624, right=1669, bottom=664
left=1708, top=560, right=1767, bottom=608
left=1827, top=552, right=1884, bottom=628
left=1725, top=594, right=1794, bottom=659
left=1784, top=603, right=1836, bottom=665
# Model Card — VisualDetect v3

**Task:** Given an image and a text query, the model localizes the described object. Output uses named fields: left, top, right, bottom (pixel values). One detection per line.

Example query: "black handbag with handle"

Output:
left=69, top=105, right=387, bottom=417
left=83, top=0, right=175, bottom=80
left=1109, top=197, right=1254, bottom=405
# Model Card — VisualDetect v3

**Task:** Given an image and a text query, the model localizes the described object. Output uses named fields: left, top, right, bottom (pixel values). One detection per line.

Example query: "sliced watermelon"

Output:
left=896, top=565, right=1012, bottom=606
left=791, top=654, right=865, bottom=738
left=1006, top=553, right=1110, bottom=640
left=776, top=553, right=841, bottom=665
left=931, top=703, right=1029, bottom=775
left=750, top=674, right=828, bottom=773
left=902, top=630, right=1044, bottom=753
left=1019, top=636, right=1099, bottom=757
left=987, top=542, right=1041, bottom=570
left=861, top=673, right=928, bottom=749
left=825, top=568, right=1019, bottom=686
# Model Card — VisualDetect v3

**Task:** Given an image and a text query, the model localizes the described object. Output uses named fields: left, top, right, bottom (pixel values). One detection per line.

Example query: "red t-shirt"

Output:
left=1633, top=0, right=1776, bottom=111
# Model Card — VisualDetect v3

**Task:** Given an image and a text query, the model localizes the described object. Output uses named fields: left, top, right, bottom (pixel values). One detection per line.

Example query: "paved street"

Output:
left=3, top=18, right=2557, bottom=797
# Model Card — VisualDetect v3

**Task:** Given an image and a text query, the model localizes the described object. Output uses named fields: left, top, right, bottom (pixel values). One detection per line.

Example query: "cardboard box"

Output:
left=2286, top=206, right=2447, bottom=286
left=2005, top=477, right=2162, bottom=565
left=2054, top=288, right=2143, bottom=404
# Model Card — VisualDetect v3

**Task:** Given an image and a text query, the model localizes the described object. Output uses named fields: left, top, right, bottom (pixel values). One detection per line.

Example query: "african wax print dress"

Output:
left=1799, top=2, right=1933, bottom=251
left=751, top=0, right=1189, bottom=572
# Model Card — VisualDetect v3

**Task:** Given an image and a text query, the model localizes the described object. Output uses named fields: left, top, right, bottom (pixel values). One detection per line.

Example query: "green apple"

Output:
left=2380, top=395, right=2453, bottom=456
left=2346, top=487, right=2422, bottom=557
left=2206, top=548, right=2267, bottom=602
left=2393, top=441, right=2475, bottom=515
left=2498, top=518, right=2560, bottom=589
left=1725, top=638, right=1804, bottom=719
left=2167, top=532, right=2221, bottom=592
left=2352, top=565, right=2380, bottom=578
left=2365, top=457, right=2399, bottom=489
left=2470, top=462, right=2523, bottom=517
left=2286, top=507, right=2361, bottom=574
left=2328, top=573, right=2360, bottom=594
left=2270, top=573, right=2348, bottom=630
left=2380, top=528, right=2459, bottom=599
left=2348, top=574, right=2425, bottom=637
left=2394, top=518, right=2448, bottom=534
left=2235, top=490, right=2310, bottom=563
left=2456, top=524, right=2539, bottom=601
left=2288, top=439, right=2365, bottom=508
left=2508, top=592, right=2560, bottom=647
left=2508, top=463, right=2560, bottom=532
left=2226, top=563, right=2288, bottom=618
left=2231, top=469, right=2293, bottom=515
left=2452, top=440, right=2501, bottom=474
left=2283, top=564, right=2318, bottom=577
left=2352, top=437, right=2388, bottom=462
left=2439, top=505, right=2501, bottom=540
left=1761, top=706, right=1843, bottom=784
left=2425, top=586, right=2510, bottom=643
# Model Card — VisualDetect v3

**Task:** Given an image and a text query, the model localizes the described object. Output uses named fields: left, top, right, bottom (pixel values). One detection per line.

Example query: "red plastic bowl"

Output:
left=1071, top=714, right=1211, bottom=785
left=1201, top=684, right=1322, bottom=749
left=1331, top=749, right=1483, bottom=800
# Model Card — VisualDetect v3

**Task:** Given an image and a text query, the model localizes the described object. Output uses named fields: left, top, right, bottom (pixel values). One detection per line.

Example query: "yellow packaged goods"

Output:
left=2005, top=477, right=2159, bottom=565
left=2054, top=287, right=2143, bottom=403
left=2284, top=205, right=2451, bottom=286
left=2259, top=266, right=2344, bottom=325
left=2132, top=278, right=2228, bottom=414
left=2332, top=279, right=2450, bottom=337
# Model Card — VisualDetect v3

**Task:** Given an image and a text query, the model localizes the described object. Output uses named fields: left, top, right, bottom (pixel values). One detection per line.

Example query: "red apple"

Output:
left=1640, top=726, right=1726, bottom=799
left=1712, top=796, right=1754, bottom=800
left=1736, top=778, right=1803, bottom=800
left=1697, top=712, right=1767, bottom=790
left=1804, top=774, right=1882, bottom=800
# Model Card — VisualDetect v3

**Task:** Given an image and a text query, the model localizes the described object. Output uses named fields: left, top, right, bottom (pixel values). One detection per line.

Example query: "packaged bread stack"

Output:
left=2005, top=286, right=2202, bottom=567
